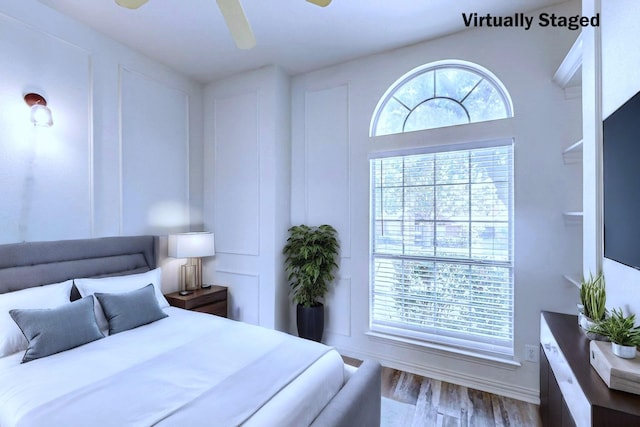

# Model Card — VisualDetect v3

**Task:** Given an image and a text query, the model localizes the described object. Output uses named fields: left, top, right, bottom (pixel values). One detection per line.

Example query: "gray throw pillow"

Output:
left=10, top=296, right=104, bottom=363
left=95, top=283, right=168, bottom=335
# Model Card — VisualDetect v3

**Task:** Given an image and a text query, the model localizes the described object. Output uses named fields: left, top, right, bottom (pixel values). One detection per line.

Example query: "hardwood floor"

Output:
left=344, top=357, right=541, bottom=426
left=381, top=367, right=541, bottom=426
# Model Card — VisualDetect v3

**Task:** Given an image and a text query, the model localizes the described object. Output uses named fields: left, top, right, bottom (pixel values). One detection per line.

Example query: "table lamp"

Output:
left=168, top=232, right=215, bottom=291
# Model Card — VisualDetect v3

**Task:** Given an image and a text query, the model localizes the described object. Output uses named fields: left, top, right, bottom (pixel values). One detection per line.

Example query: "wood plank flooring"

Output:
left=344, top=357, right=541, bottom=426
left=380, top=367, right=541, bottom=427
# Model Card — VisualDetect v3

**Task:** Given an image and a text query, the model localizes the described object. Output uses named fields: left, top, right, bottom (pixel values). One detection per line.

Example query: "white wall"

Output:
left=0, top=0, right=204, bottom=293
left=203, top=65, right=291, bottom=330
left=598, top=0, right=640, bottom=315
left=290, top=1, right=581, bottom=403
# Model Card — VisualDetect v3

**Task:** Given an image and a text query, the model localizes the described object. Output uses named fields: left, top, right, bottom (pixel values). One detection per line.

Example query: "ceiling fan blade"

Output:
left=115, top=0, right=149, bottom=9
left=306, top=0, right=332, bottom=6
left=216, top=0, right=256, bottom=50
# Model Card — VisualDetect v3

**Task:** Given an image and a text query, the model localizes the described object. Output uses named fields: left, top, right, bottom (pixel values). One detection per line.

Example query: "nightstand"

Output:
left=164, top=285, right=228, bottom=318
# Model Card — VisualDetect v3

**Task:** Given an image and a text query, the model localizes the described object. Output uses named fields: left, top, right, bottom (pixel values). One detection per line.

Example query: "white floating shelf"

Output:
left=553, top=33, right=583, bottom=89
left=563, top=275, right=581, bottom=288
left=562, top=139, right=583, bottom=164
left=563, top=139, right=583, bottom=154
left=563, top=211, right=584, bottom=225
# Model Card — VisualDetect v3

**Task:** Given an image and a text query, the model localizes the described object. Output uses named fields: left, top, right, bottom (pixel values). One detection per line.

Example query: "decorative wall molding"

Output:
left=117, top=66, right=191, bottom=235
left=87, top=55, right=95, bottom=237
left=213, top=91, right=261, bottom=256
left=215, top=268, right=261, bottom=324
left=0, top=11, right=92, bottom=54
left=325, top=276, right=352, bottom=337
left=303, top=84, right=352, bottom=258
left=0, top=12, right=93, bottom=242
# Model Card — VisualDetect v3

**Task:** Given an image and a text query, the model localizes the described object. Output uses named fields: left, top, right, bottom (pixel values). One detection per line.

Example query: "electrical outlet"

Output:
left=524, top=344, right=539, bottom=362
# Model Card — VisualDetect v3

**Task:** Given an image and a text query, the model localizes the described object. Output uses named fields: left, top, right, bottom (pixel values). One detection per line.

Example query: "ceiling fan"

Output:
left=115, top=0, right=332, bottom=50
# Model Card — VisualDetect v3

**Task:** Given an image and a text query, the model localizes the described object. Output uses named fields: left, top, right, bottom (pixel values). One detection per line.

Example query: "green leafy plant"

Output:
left=588, top=308, right=640, bottom=346
left=580, top=271, right=606, bottom=321
left=283, top=224, right=339, bottom=307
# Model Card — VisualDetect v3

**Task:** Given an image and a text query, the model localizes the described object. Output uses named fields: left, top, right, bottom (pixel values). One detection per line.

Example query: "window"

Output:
left=371, top=61, right=513, bottom=136
left=369, top=61, right=515, bottom=357
left=370, top=141, right=514, bottom=356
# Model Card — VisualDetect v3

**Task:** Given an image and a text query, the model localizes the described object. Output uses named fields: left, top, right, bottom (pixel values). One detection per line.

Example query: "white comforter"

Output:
left=0, top=308, right=344, bottom=427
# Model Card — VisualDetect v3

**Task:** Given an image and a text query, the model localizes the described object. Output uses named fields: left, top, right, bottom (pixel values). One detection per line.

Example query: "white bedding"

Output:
left=0, top=307, right=344, bottom=427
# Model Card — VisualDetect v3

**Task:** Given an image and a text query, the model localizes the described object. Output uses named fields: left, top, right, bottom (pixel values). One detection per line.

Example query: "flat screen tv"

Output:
left=603, top=90, right=640, bottom=270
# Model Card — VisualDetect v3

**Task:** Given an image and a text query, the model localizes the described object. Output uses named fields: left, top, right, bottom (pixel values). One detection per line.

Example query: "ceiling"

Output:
left=38, top=0, right=568, bottom=84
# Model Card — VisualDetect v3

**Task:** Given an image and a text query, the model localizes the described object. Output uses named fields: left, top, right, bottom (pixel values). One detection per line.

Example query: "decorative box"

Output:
left=590, top=340, right=640, bottom=395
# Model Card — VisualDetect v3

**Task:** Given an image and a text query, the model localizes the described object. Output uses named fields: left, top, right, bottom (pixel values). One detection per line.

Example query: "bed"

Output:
left=0, top=235, right=381, bottom=427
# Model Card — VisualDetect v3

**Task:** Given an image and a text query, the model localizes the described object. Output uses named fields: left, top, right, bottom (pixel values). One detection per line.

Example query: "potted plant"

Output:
left=588, top=308, right=640, bottom=358
left=283, top=224, right=339, bottom=342
left=578, top=272, right=606, bottom=338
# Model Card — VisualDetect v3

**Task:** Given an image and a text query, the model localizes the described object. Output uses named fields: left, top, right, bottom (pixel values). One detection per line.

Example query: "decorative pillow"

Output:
left=74, top=268, right=168, bottom=332
left=95, top=284, right=168, bottom=335
left=9, top=296, right=104, bottom=363
left=0, top=280, right=73, bottom=358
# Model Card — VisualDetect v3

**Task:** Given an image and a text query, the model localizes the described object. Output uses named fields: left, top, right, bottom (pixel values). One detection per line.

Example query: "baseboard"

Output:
left=337, top=346, right=540, bottom=405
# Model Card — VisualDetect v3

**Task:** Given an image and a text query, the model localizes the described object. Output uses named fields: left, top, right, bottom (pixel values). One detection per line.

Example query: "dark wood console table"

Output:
left=540, top=311, right=640, bottom=426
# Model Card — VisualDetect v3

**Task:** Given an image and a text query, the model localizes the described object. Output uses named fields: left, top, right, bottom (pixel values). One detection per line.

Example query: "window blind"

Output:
left=370, top=142, right=514, bottom=355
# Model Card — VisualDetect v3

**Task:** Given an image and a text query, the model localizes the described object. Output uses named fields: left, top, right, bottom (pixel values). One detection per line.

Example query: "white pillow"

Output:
left=0, top=280, right=73, bottom=358
left=74, top=268, right=168, bottom=332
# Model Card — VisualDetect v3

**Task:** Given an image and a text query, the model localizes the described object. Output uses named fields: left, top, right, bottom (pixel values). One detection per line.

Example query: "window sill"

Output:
left=365, top=330, right=522, bottom=369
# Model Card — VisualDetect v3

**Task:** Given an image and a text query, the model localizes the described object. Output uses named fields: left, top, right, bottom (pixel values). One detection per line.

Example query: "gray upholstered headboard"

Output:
left=0, top=235, right=158, bottom=296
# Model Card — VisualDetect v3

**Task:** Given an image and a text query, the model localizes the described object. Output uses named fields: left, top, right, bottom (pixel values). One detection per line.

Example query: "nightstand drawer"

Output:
left=192, top=300, right=227, bottom=317
left=179, top=289, right=226, bottom=310
left=164, top=285, right=228, bottom=318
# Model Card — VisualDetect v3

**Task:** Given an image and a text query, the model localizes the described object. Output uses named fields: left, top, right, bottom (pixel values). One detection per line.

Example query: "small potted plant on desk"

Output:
left=578, top=272, right=607, bottom=339
left=283, top=224, right=339, bottom=342
left=588, top=308, right=640, bottom=359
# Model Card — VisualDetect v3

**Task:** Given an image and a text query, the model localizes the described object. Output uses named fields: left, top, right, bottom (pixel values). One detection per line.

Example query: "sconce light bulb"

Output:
left=31, top=104, right=54, bottom=127
left=24, top=93, right=53, bottom=127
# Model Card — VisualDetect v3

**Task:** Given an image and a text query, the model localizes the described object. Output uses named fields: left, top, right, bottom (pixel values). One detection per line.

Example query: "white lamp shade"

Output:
left=168, top=232, right=215, bottom=258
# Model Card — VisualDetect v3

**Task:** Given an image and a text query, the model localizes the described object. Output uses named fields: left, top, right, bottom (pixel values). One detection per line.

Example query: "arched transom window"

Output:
left=371, top=61, right=513, bottom=136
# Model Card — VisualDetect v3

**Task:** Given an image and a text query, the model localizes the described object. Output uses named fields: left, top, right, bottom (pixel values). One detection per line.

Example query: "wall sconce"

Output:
left=168, top=232, right=216, bottom=292
left=24, top=93, right=53, bottom=127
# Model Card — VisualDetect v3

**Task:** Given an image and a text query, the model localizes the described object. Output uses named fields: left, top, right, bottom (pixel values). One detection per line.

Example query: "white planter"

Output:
left=578, top=312, right=610, bottom=341
left=611, top=343, right=637, bottom=359
left=577, top=304, right=584, bottom=326
left=579, top=312, right=595, bottom=330
left=578, top=312, right=599, bottom=340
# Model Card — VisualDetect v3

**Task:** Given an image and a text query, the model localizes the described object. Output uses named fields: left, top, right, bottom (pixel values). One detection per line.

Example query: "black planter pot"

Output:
left=296, top=303, right=324, bottom=342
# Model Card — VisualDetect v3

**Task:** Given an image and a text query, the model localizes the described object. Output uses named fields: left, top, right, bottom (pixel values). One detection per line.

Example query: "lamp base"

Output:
left=179, top=258, right=203, bottom=291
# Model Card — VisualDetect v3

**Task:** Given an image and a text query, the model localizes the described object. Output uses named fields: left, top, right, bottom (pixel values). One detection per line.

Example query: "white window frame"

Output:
left=369, top=139, right=515, bottom=358
left=370, top=59, right=514, bottom=137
